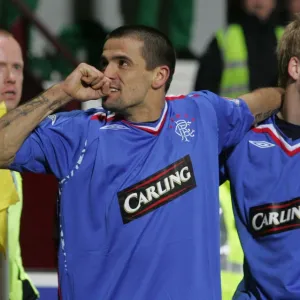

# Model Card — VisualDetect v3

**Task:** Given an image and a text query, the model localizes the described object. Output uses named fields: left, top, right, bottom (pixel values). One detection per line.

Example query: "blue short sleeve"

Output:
left=200, top=91, right=254, bottom=152
left=9, top=110, right=90, bottom=180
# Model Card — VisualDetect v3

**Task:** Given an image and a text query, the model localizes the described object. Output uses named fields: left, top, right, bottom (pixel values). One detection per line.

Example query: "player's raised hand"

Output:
left=61, top=63, right=111, bottom=101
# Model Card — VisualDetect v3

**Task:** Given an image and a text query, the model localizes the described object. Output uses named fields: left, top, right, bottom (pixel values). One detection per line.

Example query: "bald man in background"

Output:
left=0, top=29, right=39, bottom=300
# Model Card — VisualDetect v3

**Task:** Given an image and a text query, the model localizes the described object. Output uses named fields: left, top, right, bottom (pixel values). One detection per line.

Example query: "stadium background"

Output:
left=0, top=0, right=293, bottom=299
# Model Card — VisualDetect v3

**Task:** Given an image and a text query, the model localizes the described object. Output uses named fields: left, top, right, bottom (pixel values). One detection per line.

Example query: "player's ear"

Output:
left=288, top=57, right=300, bottom=81
left=152, top=66, right=170, bottom=90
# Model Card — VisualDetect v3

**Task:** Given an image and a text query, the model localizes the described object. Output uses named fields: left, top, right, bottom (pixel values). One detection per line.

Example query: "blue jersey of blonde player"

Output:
left=220, top=114, right=300, bottom=299
left=9, top=91, right=254, bottom=300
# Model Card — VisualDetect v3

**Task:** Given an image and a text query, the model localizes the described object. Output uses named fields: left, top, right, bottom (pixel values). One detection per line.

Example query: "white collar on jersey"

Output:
left=253, top=123, right=300, bottom=156
left=122, top=101, right=168, bottom=135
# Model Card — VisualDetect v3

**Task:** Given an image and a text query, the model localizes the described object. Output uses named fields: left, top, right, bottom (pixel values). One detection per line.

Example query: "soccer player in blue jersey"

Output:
left=0, top=25, right=283, bottom=299
left=220, top=16, right=300, bottom=299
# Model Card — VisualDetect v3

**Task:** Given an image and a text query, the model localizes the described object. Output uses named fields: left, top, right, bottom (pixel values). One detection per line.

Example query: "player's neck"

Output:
left=124, top=93, right=166, bottom=123
left=277, top=84, right=300, bottom=125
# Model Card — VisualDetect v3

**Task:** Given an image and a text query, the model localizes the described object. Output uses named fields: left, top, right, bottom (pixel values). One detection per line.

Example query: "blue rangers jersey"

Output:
left=220, top=114, right=300, bottom=300
left=9, top=91, right=253, bottom=300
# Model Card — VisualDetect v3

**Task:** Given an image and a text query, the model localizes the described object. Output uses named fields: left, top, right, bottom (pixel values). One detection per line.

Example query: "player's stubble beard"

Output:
left=102, top=93, right=126, bottom=113
left=102, top=93, right=145, bottom=119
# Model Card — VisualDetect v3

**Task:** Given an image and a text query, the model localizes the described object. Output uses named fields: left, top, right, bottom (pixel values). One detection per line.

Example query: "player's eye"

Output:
left=119, top=59, right=129, bottom=68
left=14, top=64, right=23, bottom=71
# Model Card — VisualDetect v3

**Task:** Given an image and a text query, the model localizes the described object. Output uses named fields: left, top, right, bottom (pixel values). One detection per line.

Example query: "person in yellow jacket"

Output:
left=194, top=0, right=283, bottom=97
left=219, top=182, right=244, bottom=300
left=0, top=29, right=39, bottom=300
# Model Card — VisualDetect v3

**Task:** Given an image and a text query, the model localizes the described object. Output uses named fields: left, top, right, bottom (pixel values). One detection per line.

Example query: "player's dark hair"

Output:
left=106, top=25, right=176, bottom=92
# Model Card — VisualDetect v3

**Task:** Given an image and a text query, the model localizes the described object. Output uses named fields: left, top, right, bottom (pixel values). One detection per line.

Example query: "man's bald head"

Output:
left=0, top=29, right=24, bottom=111
left=0, top=29, right=12, bottom=38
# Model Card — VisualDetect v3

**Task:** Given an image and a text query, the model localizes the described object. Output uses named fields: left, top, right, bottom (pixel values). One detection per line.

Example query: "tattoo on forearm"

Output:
left=254, top=109, right=276, bottom=124
left=48, top=99, right=64, bottom=111
left=17, top=94, right=49, bottom=116
left=0, top=118, right=11, bottom=128
left=0, top=94, right=50, bottom=129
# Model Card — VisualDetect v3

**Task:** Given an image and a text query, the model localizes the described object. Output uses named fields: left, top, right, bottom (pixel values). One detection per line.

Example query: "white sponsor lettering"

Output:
left=252, top=206, right=300, bottom=231
left=123, top=166, right=191, bottom=214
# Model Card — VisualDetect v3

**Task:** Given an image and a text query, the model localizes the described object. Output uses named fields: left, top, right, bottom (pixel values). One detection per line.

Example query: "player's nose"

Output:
left=103, top=63, right=117, bottom=80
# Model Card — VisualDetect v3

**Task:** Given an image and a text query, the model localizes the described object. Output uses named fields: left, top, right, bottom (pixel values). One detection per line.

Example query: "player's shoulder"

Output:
left=166, top=90, right=216, bottom=107
left=249, top=115, right=276, bottom=138
left=166, top=90, right=228, bottom=120
left=229, top=116, right=274, bottom=152
left=166, top=90, right=212, bottom=100
left=42, top=107, right=109, bottom=128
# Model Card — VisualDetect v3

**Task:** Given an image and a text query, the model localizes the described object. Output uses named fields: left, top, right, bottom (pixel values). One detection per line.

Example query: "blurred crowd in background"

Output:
left=1, top=0, right=299, bottom=93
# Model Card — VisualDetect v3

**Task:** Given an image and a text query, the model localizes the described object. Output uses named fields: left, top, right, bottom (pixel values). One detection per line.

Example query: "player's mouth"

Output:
left=102, top=87, right=121, bottom=103
left=110, top=87, right=120, bottom=93
left=2, top=90, right=17, bottom=100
